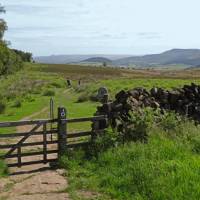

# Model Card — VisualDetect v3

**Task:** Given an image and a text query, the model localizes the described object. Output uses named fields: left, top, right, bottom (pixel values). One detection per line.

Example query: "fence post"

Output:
left=57, top=107, right=67, bottom=160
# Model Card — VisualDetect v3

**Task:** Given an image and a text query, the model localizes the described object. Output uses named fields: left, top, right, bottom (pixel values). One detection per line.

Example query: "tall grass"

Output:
left=0, top=153, right=8, bottom=178
left=61, top=115, right=200, bottom=200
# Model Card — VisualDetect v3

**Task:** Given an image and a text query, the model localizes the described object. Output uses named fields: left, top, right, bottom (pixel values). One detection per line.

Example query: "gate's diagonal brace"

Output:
left=5, top=123, right=42, bottom=158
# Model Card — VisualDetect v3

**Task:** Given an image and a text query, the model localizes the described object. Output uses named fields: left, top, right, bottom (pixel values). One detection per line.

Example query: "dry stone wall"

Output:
left=96, top=83, right=200, bottom=128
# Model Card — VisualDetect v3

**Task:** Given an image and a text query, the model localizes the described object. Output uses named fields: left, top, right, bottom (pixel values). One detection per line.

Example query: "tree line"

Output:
left=0, top=4, right=32, bottom=76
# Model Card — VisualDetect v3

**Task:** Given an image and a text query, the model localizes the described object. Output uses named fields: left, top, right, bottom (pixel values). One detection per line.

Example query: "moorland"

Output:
left=1, top=63, right=200, bottom=199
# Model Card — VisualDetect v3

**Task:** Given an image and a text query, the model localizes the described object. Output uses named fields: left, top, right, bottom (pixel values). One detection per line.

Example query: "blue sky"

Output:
left=1, top=0, right=200, bottom=56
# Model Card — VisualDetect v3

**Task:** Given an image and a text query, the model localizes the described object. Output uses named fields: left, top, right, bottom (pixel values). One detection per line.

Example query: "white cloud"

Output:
left=1, top=0, right=200, bottom=56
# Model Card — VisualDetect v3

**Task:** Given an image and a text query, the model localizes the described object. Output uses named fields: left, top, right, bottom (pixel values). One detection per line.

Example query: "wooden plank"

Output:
left=0, top=119, right=57, bottom=128
left=17, top=147, right=21, bottom=168
left=4, top=123, right=42, bottom=157
left=7, top=158, right=58, bottom=168
left=0, top=130, right=57, bottom=138
left=43, top=123, right=47, bottom=163
left=67, top=131, right=91, bottom=138
left=4, top=150, right=58, bottom=159
left=0, top=115, right=107, bottom=128
left=67, top=142, right=90, bottom=148
left=65, top=115, right=107, bottom=123
left=0, top=140, right=58, bottom=149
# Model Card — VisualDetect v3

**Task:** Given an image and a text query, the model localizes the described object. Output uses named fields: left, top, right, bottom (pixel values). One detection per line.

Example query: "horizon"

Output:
left=35, top=48, right=200, bottom=58
left=1, top=0, right=200, bottom=56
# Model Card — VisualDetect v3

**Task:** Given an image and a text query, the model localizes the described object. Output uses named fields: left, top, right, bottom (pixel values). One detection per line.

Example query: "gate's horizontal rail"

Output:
left=0, top=140, right=58, bottom=149
left=0, top=115, right=107, bottom=128
left=7, top=158, right=58, bottom=168
left=0, top=130, right=57, bottom=138
left=4, top=150, right=58, bottom=159
left=0, top=119, right=57, bottom=128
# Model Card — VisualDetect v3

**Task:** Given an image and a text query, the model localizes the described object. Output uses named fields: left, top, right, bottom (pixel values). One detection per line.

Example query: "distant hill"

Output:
left=34, top=55, right=130, bottom=64
left=34, top=49, right=200, bottom=68
left=81, top=57, right=112, bottom=63
left=113, top=49, right=200, bottom=67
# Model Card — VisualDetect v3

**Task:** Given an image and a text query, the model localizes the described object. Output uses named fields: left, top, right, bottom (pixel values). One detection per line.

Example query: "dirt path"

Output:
left=0, top=104, right=70, bottom=200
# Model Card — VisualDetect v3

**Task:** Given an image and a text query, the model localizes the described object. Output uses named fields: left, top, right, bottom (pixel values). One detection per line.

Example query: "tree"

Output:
left=12, top=49, right=33, bottom=62
left=0, top=4, right=7, bottom=40
left=0, top=4, right=23, bottom=76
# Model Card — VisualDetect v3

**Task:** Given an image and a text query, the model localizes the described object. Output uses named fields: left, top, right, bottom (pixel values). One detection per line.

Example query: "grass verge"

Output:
left=61, top=120, right=200, bottom=200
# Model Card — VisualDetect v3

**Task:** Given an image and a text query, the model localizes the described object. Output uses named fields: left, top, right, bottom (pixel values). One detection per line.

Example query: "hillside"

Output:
left=34, top=49, right=200, bottom=68
left=80, top=57, right=112, bottom=64
left=113, top=49, right=200, bottom=67
left=34, top=55, right=130, bottom=64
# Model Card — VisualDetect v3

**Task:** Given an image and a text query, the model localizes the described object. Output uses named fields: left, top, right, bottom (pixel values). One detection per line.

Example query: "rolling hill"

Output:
left=113, top=49, right=200, bottom=67
left=80, top=57, right=112, bottom=64
left=34, top=55, right=130, bottom=64
left=34, top=49, right=200, bottom=68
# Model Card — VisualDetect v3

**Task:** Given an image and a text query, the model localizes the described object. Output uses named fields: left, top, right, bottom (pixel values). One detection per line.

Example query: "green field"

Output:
left=1, top=63, right=200, bottom=199
left=1, top=63, right=200, bottom=122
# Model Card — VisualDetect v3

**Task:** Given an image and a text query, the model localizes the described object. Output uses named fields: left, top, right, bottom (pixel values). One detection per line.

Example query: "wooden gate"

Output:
left=0, top=107, right=107, bottom=168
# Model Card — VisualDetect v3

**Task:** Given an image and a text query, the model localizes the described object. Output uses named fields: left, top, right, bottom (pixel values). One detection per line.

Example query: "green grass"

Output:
left=63, top=125, right=200, bottom=200
left=1, top=61, right=200, bottom=197
left=75, top=78, right=200, bottom=101
left=0, top=151, right=8, bottom=178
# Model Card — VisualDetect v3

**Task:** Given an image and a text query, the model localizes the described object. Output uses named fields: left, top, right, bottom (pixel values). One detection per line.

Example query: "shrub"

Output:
left=50, top=82, right=62, bottom=88
left=0, top=100, right=6, bottom=114
left=113, top=108, right=184, bottom=143
left=76, top=93, right=89, bottom=103
left=12, top=100, right=22, bottom=108
left=0, top=42, right=23, bottom=76
left=191, top=135, right=200, bottom=154
left=43, top=89, right=55, bottom=96
left=25, top=95, right=35, bottom=102
left=114, top=108, right=159, bottom=143
left=88, top=129, right=119, bottom=157
left=89, top=94, right=98, bottom=102
left=0, top=159, right=8, bottom=177
left=159, top=111, right=182, bottom=131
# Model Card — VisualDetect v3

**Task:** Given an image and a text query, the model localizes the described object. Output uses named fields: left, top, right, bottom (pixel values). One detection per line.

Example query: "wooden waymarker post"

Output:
left=57, top=107, right=67, bottom=159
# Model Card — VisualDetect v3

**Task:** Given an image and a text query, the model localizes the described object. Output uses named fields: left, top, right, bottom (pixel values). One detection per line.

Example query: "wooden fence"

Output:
left=0, top=107, right=107, bottom=168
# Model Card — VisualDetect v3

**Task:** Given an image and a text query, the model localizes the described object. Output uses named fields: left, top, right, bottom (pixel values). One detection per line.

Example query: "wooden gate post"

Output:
left=57, top=107, right=67, bottom=159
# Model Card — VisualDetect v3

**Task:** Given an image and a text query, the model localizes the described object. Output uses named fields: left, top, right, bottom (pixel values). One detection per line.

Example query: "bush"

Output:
left=50, top=82, right=62, bottom=88
left=0, top=159, right=8, bottom=178
left=12, top=49, right=32, bottom=62
left=89, top=94, right=98, bottom=102
left=43, top=89, right=55, bottom=96
left=0, top=100, right=6, bottom=113
left=77, top=93, right=89, bottom=103
left=159, top=111, right=182, bottom=131
left=113, top=108, right=184, bottom=143
left=88, top=129, right=119, bottom=157
left=123, top=108, right=157, bottom=142
left=25, top=95, right=35, bottom=102
left=12, top=99, right=22, bottom=108
left=0, top=42, right=23, bottom=76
